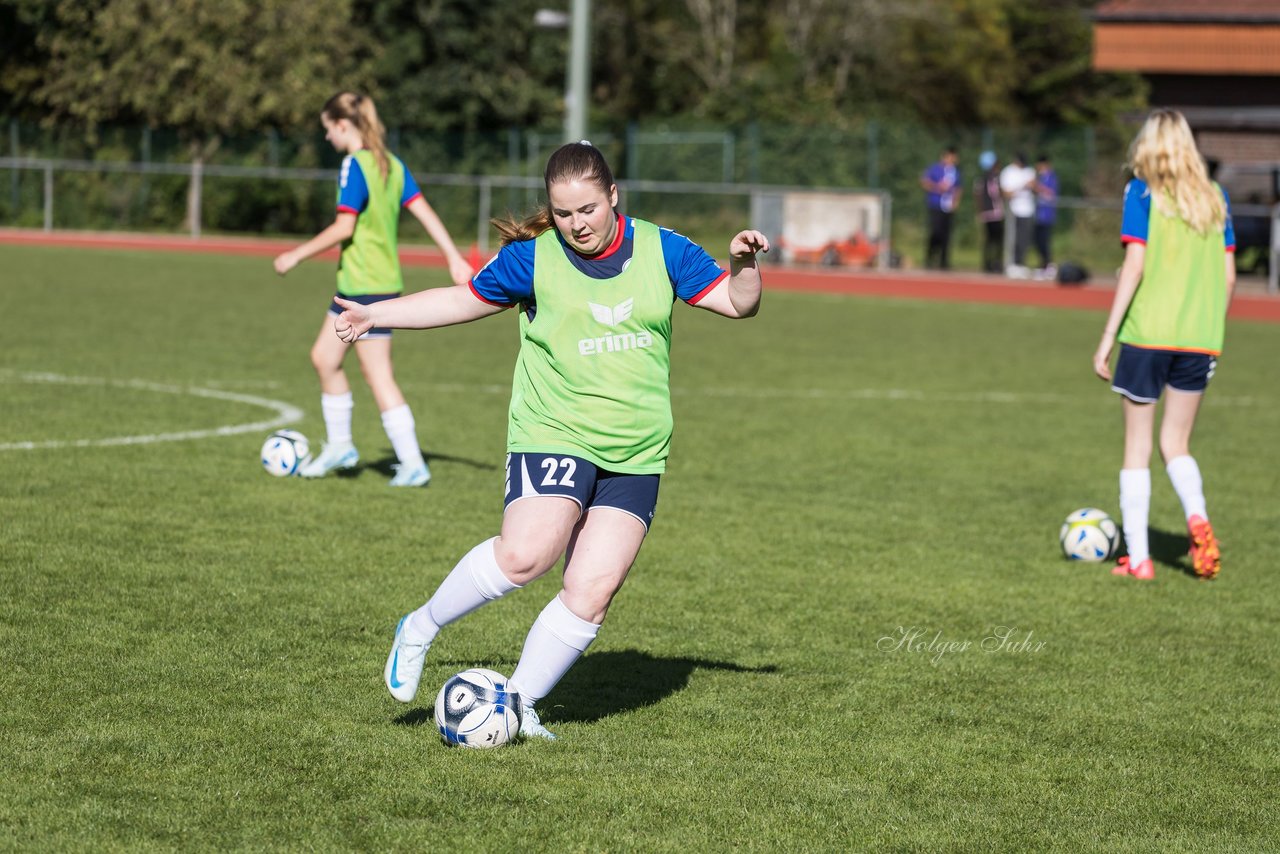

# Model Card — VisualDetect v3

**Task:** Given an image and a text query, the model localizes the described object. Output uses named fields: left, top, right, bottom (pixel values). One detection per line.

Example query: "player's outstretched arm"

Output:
left=333, top=286, right=505, bottom=343
left=273, top=213, right=357, bottom=275
left=694, top=229, right=769, bottom=319
left=405, top=196, right=475, bottom=286
left=1093, top=242, right=1146, bottom=381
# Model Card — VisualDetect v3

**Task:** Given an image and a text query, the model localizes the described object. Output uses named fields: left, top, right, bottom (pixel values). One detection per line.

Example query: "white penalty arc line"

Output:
left=0, top=371, right=303, bottom=451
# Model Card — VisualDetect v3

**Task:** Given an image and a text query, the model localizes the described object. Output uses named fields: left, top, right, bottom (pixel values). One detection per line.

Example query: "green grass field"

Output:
left=2, top=244, right=1278, bottom=850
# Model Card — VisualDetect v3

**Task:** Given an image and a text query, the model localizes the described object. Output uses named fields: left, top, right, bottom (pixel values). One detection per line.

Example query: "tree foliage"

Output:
left=1, top=0, right=1146, bottom=140
left=19, top=0, right=371, bottom=147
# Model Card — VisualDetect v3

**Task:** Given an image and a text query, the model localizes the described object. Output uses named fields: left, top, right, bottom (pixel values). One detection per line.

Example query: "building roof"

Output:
left=1094, top=2, right=1280, bottom=74
left=1095, top=0, right=1280, bottom=23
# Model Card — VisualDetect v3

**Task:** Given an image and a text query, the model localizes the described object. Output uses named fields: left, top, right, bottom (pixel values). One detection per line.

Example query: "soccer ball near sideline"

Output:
left=1060, top=508, right=1120, bottom=562
left=434, top=669, right=522, bottom=748
left=260, top=430, right=310, bottom=477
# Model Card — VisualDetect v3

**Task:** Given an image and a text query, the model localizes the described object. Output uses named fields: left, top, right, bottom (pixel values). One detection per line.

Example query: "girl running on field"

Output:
left=1092, top=109, right=1236, bottom=580
left=338, top=141, right=768, bottom=738
left=273, top=91, right=474, bottom=487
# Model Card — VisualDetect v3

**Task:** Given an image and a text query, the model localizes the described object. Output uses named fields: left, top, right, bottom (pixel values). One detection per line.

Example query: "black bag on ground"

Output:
left=1056, top=262, right=1089, bottom=285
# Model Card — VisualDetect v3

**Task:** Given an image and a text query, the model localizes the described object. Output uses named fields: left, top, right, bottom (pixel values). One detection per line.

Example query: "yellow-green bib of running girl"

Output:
left=336, top=150, right=405, bottom=296
left=507, top=219, right=674, bottom=473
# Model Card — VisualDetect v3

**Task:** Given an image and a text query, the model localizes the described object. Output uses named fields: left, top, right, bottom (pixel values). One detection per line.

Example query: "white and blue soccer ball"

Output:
left=1060, top=507, right=1120, bottom=562
left=434, top=668, right=522, bottom=748
left=260, top=429, right=310, bottom=477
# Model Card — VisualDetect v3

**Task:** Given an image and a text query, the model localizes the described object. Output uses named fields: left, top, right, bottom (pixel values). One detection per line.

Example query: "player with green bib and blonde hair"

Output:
left=1093, top=109, right=1236, bottom=581
left=273, top=91, right=474, bottom=487
left=336, top=141, right=769, bottom=739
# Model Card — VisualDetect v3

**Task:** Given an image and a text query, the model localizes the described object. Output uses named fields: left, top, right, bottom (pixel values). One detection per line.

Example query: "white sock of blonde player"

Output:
left=404, top=537, right=520, bottom=644
left=1166, top=455, right=1208, bottom=521
left=509, top=594, right=600, bottom=709
left=1119, top=468, right=1151, bottom=565
left=321, top=392, right=354, bottom=446
left=381, top=404, right=425, bottom=468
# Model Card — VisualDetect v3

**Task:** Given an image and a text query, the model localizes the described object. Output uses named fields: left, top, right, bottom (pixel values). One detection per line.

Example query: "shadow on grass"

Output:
left=339, top=450, right=498, bottom=480
left=545, top=649, right=776, bottom=724
left=391, top=649, right=777, bottom=727
left=1148, top=526, right=1199, bottom=578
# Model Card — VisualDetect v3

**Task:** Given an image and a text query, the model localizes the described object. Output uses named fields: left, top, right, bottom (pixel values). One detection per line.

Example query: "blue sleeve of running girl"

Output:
left=401, top=164, right=423, bottom=207
left=337, top=156, right=368, bottom=214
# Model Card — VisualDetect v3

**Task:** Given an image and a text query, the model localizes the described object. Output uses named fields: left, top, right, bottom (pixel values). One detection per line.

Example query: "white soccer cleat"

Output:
left=298, top=441, right=359, bottom=478
left=519, top=704, right=557, bottom=741
left=384, top=615, right=430, bottom=703
left=389, top=461, right=431, bottom=487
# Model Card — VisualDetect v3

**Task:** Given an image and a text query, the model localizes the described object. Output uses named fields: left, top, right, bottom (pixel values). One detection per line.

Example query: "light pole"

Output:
left=535, top=0, right=592, bottom=143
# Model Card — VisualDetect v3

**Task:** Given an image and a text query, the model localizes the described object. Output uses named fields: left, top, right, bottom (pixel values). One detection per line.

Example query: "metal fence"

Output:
left=0, top=155, right=894, bottom=268
left=1, top=155, right=1275, bottom=290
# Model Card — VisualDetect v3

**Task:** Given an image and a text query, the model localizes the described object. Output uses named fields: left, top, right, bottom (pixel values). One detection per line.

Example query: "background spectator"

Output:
left=920, top=147, right=961, bottom=269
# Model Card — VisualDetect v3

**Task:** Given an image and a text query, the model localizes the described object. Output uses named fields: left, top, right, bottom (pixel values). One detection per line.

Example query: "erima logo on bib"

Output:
left=579, top=297, right=654, bottom=356
left=589, top=298, right=633, bottom=327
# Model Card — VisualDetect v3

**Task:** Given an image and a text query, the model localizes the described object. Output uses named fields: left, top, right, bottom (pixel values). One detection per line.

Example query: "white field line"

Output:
left=0, top=371, right=303, bottom=451
left=0, top=372, right=1260, bottom=453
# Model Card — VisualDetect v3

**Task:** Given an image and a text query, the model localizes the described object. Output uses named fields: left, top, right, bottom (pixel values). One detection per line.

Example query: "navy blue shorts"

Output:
left=1112, top=344, right=1216, bottom=403
left=504, top=452, right=660, bottom=530
left=328, top=292, right=398, bottom=339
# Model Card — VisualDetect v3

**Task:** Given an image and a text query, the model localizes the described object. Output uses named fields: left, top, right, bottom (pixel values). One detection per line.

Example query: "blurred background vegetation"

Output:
left=0, top=0, right=1149, bottom=271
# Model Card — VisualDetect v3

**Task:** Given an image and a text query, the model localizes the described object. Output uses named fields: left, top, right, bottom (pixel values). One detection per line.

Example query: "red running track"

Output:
left=3, top=228, right=1278, bottom=323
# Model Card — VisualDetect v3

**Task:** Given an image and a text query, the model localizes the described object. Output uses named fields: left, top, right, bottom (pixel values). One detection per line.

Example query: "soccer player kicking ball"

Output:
left=1093, top=109, right=1235, bottom=581
left=273, top=91, right=473, bottom=487
left=336, top=141, right=768, bottom=738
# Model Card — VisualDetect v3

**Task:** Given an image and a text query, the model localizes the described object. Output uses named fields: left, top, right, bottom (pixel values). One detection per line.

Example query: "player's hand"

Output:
left=730, top=230, right=770, bottom=259
left=273, top=251, right=298, bottom=276
left=1092, top=334, right=1114, bottom=381
left=448, top=255, right=476, bottom=287
left=334, top=296, right=373, bottom=343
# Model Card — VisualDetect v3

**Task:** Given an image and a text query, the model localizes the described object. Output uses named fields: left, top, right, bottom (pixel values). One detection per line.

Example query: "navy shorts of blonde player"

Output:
left=1112, top=343, right=1216, bottom=403
left=328, top=292, right=398, bottom=339
left=504, top=452, right=660, bottom=530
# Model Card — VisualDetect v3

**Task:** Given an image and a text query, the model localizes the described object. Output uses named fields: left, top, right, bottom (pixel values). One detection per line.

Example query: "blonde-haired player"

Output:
left=273, top=92, right=473, bottom=486
left=1093, top=109, right=1236, bottom=580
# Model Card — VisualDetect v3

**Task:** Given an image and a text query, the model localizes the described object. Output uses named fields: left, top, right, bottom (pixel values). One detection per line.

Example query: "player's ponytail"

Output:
left=492, top=142, right=616, bottom=247
left=322, top=91, right=391, bottom=184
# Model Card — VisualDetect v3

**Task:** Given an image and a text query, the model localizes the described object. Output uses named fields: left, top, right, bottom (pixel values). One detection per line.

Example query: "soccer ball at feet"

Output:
left=261, top=430, right=310, bottom=477
left=1060, top=507, right=1120, bottom=562
left=434, top=668, right=522, bottom=748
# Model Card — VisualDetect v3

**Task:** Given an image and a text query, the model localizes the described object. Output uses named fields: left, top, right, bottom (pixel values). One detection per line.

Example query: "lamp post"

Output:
left=535, top=0, right=592, bottom=143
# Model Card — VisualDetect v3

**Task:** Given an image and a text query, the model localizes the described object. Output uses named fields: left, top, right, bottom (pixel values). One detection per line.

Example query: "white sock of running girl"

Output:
left=509, top=594, right=600, bottom=708
left=321, top=392, right=354, bottom=446
left=1165, top=455, right=1208, bottom=521
left=1119, top=468, right=1151, bottom=565
left=405, top=537, right=520, bottom=643
left=381, top=404, right=424, bottom=467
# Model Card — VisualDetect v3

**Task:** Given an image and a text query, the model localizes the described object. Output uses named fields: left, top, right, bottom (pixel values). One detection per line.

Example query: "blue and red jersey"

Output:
left=336, top=153, right=422, bottom=215
left=469, top=213, right=728, bottom=308
left=1120, top=178, right=1235, bottom=252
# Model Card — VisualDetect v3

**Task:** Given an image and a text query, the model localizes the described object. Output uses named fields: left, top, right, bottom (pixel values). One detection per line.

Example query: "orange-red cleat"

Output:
left=1188, top=515, right=1220, bottom=580
left=1112, top=556, right=1155, bottom=580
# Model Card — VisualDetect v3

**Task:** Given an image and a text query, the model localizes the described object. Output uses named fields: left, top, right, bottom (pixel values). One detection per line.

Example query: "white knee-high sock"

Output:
left=405, top=537, right=520, bottom=643
left=1119, top=468, right=1151, bottom=564
left=381, top=404, right=424, bottom=467
left=509, top=595, right=600, bottom=707
left=1166, top=455, right=1208, bottom=521
left=321, top=392, right=354, bottom=446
